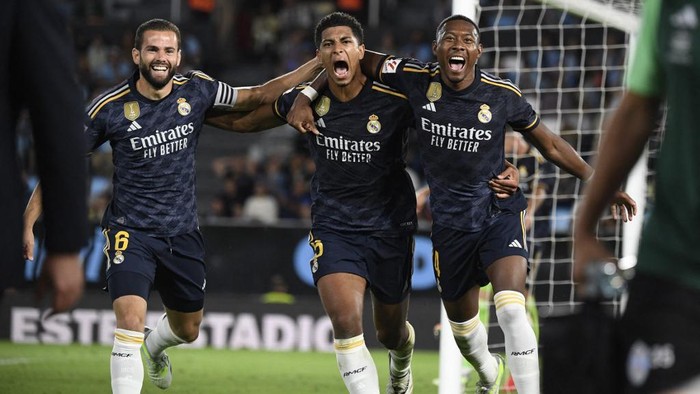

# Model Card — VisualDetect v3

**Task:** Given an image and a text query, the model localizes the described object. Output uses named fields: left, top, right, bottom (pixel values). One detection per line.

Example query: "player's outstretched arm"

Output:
left=22, top=182, right=84, bottom=314
left=232, top=57, right=322, bottom=111
left=522, top=123, right=637, bottom=221
left=23, top=184, right=43, bottom=261
left=206, top=102, right=284, bottom=133
left=573, top=92, right=657, bottom=282
left=359, top=50, right=390, bottom=80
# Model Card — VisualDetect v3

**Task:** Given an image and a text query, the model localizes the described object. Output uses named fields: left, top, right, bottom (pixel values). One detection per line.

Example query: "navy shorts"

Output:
left=103, top=226, right=206, bottom=313
left=308, top=228, right=414, bottom=304
left=431, top=210, right=529, bottom=301
left=620, top=273, right=700, bottom=392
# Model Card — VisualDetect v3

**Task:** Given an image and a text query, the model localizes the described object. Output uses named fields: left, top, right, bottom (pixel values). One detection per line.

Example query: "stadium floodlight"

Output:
left=439, top=0, right=651, bottom=392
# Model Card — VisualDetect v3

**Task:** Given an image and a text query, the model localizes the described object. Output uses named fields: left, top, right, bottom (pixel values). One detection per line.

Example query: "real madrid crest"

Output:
left=426, top=82, right=442, bottom=102
left=314, top=96, right=330, bottom=117
left=478, top=104, right=492, bottom=123
left=366, top=114, right=381, bottom=134
left=113, top=251, right=125, bottom=265
left=177, top=97, right=191, bottom=116
left=124, top=101, right=140, bottom=121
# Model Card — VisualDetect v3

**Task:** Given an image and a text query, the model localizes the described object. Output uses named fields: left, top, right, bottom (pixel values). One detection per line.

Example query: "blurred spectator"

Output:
left=260, top=274, right=295, bottom=304
left=399, top=29, right=433, bottom=62
left=251, top=1, right=280, bottom=62
left=242, top=180, right=279, bottom=224
left=210, top=174, right=244, bottom=218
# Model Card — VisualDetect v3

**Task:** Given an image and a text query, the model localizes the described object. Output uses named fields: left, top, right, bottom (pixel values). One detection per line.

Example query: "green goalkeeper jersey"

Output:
left=628, top=0, right=700, bottom=290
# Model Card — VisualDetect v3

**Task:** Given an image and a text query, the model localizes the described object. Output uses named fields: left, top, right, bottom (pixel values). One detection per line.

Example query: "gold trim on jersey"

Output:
left=88, top=86, right=130, bottom=119
left=371, top=85, right=407, bottom=99
left=480, top=77, right=522, bottom=96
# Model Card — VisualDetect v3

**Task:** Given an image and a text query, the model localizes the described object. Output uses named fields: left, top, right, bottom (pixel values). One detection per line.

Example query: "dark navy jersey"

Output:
left=508, top=150, right=555, bottom=239
left=274, top=81, right=417, bottom=234
left=378, top=57, right=536, bottom=231
left=85, top=70, right=238, bottom=236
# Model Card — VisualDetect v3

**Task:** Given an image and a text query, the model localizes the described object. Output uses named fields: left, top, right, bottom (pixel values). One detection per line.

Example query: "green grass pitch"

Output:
left=0, top=341, right=441, bottom=393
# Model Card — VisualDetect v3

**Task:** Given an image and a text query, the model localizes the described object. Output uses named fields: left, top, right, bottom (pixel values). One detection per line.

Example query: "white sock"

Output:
left=450, top=315, right=498, bottom=383
left=389, top=321, right=415, bottom=377
left=111, top=328, right=144, bottom=394
left=145, top=313, right=186, bottom=358
left=494, top=290, right=540, bottom=394
left=334, top=334, right=380, bottom=394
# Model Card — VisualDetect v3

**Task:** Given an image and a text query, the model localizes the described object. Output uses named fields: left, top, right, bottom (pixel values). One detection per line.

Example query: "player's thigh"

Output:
left=113, top=295, right=148, bottom=331
left=481, top=211, right=529, bottom=293
left=103, top=227, right=156, bottom=303
left=366, top=233, right=414, bottom=304
left=430, top=224, right=486, bottom=302
left=307, top=228, right=369, bottom=285
left=155, top=229, right=206, bottom=313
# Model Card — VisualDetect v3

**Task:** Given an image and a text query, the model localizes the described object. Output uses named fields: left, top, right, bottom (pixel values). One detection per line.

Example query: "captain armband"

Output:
left=300, top=86, right=319, bottom=102
left=213, top=81, right=239, bottom=110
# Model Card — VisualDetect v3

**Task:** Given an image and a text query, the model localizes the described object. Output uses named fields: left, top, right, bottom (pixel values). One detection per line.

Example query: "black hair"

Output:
left=314, top=12, right=364, bottom=48
left=134, top=18, right=181, bottom=50
left=436, top=14, right=480, bottom=42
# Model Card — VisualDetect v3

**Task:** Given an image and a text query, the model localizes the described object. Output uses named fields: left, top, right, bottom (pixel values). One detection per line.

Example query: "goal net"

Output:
left=439, top=0, right=652, bottom=392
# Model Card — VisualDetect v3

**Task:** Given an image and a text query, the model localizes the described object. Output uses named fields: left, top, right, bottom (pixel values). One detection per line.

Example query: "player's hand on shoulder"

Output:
left=287, top=92, right=319, bottom=135
left=610, top=190, right=637, bottom=222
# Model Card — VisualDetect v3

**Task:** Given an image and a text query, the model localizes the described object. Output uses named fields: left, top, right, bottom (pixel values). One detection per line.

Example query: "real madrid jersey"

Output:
left=85, top=70, right=238, bottom=237
left=378, top=58, right=534, bottom=231
left=274, top=81, right=417, bottom=234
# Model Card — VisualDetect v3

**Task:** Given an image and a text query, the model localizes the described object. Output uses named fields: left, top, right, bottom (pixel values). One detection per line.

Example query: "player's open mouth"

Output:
left=333, top=60, right=349, bottom=78
left=449, top=56, right=466, bottom=71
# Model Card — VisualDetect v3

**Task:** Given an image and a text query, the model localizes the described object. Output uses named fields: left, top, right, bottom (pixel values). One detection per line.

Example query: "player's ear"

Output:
left=132, top=47, right=140, bottom=65
left=358, top=43, right=365, bottom=59
left=432, top=41, right=438, bottom=57
left=176, top=49, right=182, bottom=68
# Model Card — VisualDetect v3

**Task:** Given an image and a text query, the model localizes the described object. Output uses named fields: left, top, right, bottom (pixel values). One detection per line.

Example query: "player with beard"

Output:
left=287, top=14, right=637, bottom=394
left=22, top=18, right=321, bottom=394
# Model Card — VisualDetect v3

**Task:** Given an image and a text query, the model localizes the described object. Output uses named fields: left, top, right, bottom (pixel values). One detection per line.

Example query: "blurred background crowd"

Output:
left=16, top=0, right=632, bottom=231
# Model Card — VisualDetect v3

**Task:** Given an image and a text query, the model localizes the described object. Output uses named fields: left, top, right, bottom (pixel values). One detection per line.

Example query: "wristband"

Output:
left=300, top=86, right=318, bottom=101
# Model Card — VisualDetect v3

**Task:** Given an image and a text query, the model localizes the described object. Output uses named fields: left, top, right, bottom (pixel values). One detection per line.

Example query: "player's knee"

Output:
left=375, top=328, right=402, bottom=349
left=116, top=314, right=145, bottom=332
left=496, top=303, right=527, bottom=331
left=172, top=321, right=201, bottom=343
left=329, top=314, right=363, bottom=338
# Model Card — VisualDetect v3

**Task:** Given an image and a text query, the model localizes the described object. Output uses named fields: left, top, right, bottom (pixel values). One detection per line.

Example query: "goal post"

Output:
left=438, top=0, right=646, bottom=392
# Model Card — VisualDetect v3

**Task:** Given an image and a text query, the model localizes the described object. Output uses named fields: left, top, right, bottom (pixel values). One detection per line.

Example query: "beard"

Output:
left=139, top=60, right=176, bottom=90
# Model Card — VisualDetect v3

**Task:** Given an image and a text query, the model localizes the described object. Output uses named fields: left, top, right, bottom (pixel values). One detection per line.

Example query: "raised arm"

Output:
left=573, top=92, right=658, bottom=281
left=231, top=57, right=322, bottom=111
left=359, top=49, right=389, bottom=80
left=522, top=123, right=637, bottom=221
